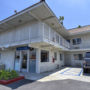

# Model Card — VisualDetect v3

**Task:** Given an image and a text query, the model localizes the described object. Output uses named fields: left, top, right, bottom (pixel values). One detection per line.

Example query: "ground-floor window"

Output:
left=41, top=50, right=49, bottom=62
left=60, top=53, right=63, bottom=61
left=54, top=52, right=57, bottom=60
left=73, top=54, right=83, bottom=60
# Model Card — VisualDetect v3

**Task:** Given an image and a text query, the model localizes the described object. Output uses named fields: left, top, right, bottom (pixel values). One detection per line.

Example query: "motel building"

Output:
left=0, top=0, right=90, bottom=74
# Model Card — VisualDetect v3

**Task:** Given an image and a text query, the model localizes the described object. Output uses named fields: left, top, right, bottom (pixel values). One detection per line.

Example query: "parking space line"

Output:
left=60, top=68, right=83, bottom=76
left=78, top=69, right=83, bottom=76
left=60, top=68, right=71, bottom=74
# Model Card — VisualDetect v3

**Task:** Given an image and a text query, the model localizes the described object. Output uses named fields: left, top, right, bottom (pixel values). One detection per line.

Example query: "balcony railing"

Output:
left=43, top=23, right=70, bottom=49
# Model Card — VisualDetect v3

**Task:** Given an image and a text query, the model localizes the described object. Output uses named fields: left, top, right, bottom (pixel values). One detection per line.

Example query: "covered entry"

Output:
left=14, top=46, right=36, bottom=73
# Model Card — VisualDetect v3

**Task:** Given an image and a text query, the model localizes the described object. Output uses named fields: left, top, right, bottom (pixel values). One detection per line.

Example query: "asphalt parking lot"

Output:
left=0, top=79, right=90, bottom=90
left=0, top=67, right=90, bottom=90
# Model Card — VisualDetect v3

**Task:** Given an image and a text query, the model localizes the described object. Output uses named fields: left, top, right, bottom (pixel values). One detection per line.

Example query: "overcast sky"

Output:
left=0, top=0, right=90, bottom=29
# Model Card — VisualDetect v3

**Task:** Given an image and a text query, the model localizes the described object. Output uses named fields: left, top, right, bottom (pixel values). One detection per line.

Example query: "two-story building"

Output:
left=0, top=0, right=89, bottom=73
left=65, top=25, right=90, bottom=67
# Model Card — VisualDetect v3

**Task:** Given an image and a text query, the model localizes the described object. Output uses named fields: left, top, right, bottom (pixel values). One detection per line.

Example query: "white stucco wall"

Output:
left=65, top=51, right=85, bottom=67
left=40, top=49, right=64, bottom=73
left=0, top=49, right=15, bottom=70
left=68, top=33, right=90, bottom=49
left=0, top=21, right=43, bottom=47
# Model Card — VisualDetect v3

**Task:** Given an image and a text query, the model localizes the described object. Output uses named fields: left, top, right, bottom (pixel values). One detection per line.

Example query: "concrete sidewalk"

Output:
left=19, top=67, right=90, bottom=83
left=38, top=67, right=90, bottom=83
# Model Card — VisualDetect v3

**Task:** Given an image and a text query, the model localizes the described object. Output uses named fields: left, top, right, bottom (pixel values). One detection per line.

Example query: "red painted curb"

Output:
left=0, top=76, right=24, bottom=85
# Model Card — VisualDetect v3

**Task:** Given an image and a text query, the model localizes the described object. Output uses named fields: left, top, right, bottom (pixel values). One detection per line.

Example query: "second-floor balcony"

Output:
left=0, top=22, right=70, bottom=50
left=42, top=23, right=70, bottom=50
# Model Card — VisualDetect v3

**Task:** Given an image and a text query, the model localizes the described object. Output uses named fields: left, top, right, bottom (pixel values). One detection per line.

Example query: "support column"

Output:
left=36, top=48, right=41, bottom=73
left=71, top=53, right=74, bottom=66
left=27, top=50, right=30, bottom=72
left=19, top=51, right=22, bottom=72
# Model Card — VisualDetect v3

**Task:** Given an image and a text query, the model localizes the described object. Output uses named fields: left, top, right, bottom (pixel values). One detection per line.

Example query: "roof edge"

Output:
left=68, top=25, right=90, bottom=31
left=0, top=0, right=45, bottom=24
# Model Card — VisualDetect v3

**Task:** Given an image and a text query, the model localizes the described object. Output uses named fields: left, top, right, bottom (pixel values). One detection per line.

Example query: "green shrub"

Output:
left=10, top=70, right=19, bottom=79
left=0, top=70, right=19, bottom=80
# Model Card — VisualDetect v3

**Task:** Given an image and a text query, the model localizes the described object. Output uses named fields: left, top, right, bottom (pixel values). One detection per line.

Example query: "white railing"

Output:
left=43, top=23, right=70, bottom=49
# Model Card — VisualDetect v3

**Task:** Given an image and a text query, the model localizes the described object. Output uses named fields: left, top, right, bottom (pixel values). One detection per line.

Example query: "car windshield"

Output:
left=86, top=52, right=90, bottom=58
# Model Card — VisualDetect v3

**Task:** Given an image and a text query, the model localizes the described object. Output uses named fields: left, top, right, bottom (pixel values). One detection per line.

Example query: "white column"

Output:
left=27, top=50, right=30, bottom=72
left=49, top=27, right=51, bottom=41
left=42, top=23, right=44, bottom=41
left=71, top=53, right=74, bottom=66
left=19, top=51, right=22, bottom=72
left=36, top=48, right=41, bottom=73
left=13, top=50, right=16, bottom=70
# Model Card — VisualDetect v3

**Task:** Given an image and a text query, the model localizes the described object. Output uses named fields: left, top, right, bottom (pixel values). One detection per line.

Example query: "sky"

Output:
left=0, top=0, right=90, bottom=29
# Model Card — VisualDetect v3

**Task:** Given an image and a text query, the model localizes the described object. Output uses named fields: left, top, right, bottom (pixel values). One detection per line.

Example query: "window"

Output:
left=60, top=54, right=63, bottom=61
left=86, top=52, right=90, bottom=58
left=54, top=52, right=57, bottom=60
left=72, top=38, right=81, bottom=45
left=73, top=54, right=83, bottom=60
left=67, top=39, right=70, bottom=43
left=41, top=50, right=49, bottom=62
left=56, top=34, right=59, bottom=43
left=72, top=39, right=76, bottom=45
left=51, top=30, right=55, bottom=42
left=60, top=37, right=63, bottom=45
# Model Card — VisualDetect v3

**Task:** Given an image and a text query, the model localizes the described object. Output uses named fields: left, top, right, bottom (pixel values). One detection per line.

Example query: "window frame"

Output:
left=41, top=50, right=49, bottom=62
left=72, top=38, right=81, bottom=45
left=73, top=54, right=83, bottom=60
left=67, top=39, right=70, bottom=43
left=60, top=53, right=63, bottom=61
left=56, top=33, right=59, bottom=44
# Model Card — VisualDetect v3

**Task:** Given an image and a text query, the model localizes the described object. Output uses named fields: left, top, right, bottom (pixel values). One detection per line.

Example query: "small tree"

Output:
left=78, top=25, right=82, bottom=28
left=59, top=16, right=64, bottom=25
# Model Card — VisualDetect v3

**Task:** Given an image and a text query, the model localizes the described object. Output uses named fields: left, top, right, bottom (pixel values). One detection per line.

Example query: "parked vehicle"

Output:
left=83, top=52, right=90, bottom=73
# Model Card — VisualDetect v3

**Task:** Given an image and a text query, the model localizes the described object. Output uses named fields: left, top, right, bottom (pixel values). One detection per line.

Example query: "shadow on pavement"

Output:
left=5, top=79, right=35, bottom=89
left=3, top=79, right=90, bottom=90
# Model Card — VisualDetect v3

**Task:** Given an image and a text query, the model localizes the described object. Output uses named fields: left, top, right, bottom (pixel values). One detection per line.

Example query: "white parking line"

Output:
left=60, top=68, right=83, bottom=76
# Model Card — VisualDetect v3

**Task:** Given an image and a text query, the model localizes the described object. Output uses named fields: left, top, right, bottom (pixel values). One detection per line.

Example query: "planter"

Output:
left=0, top=76, right=24, bottom=85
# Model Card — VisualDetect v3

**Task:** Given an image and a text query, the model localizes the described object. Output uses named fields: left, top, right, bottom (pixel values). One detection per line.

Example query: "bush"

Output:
left=0, top=70, right=19, bottom=80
